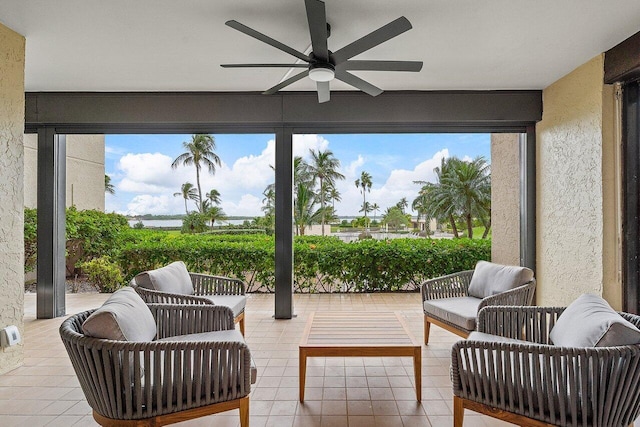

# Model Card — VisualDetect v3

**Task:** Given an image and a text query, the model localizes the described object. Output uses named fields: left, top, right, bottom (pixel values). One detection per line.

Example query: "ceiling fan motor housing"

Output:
left=308, top=61, right=335, bottom=82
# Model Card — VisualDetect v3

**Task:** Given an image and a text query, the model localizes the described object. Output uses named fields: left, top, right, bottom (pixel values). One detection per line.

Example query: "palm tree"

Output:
left=371, top=203, right=380, bottom=224
left=173, top=182, right=198, bottom=215
left=104, top=174, right=115, bottom=195
left=354, top=171, right=373, bottom=225
left=307, top=149, right=345, bottom=236
left=442, top=156, right=490, bottom=238
left=328, top=184, right=341, bottom=212
left=206, top=189, right=221, bottom=205
left=359, top=201, right=373, bottom=227
left=171, top=134, right=221, bottom=212
left=294, top=182, right=321, bottom=235
left=202, top=200, right=226, bottom=228
left=396, top=197, right=408, bottom=213
left=414, top=157, right=463, bottom=238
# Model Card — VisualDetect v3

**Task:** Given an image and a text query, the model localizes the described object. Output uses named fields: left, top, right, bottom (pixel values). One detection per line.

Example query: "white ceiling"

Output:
left=1, top=0, right=639, bottom=93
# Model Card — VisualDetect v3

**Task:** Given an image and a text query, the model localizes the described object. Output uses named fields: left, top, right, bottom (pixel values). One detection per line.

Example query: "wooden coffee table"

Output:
left=299, top=311, right=421, bottom=402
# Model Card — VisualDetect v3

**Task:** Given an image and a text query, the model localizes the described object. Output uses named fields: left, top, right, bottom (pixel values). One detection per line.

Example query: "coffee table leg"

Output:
left=413, top=347, right=422, bottom=402
left=299, top=347, right=307, bottom=402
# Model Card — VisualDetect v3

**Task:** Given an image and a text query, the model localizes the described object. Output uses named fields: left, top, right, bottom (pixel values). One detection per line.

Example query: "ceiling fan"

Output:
left=221, top=0, right=423, bottom=103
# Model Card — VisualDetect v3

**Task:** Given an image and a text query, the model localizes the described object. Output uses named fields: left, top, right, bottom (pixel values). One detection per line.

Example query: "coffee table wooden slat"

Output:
left=299, top=311, right=421, bottom=402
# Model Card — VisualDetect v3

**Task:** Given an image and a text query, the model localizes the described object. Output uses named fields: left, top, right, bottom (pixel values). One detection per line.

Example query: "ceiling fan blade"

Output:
left=226, top=20, right=310, bottom=62
left=335, top=70, right=383, bottom=97
left=263, top=70, right=310, bottom=95
left=339, top=60, right=423, bottom=72
left=305, top=0, right=329, bottom=61
left=331, top=17, right=412, bottom=64
left=221, top=64, right=308, bottom=68
left=317, top=81, right=330, bottom=103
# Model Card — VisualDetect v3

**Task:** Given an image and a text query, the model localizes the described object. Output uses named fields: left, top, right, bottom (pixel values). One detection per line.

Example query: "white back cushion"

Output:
left=550, top=293, right=640, bottom=347
left=82, top=287, right=156, bottom=341
left=467, top=261, right=534, bottom=299
left=135, top=261, right=194, bottom=295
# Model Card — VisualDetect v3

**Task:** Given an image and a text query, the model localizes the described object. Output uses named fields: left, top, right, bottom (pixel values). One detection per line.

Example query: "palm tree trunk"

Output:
left=184, top=198, right=188, bottom=215
left=449, top=214, right=459, bottom=238
left=466, top=213, right=473, bottom=239
left=363, top=192, right=368, bottom=229
left=482, top=216, right=491, bottom=239
left=195, top=165, right=203, bottom=212
left=320, top=177, right=325, bottom=236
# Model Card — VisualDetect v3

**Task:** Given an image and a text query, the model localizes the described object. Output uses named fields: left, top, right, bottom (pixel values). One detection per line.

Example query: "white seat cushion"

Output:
left=424, top=296, right=482, bottom=331
left=202, top=295, right=246, bottom=318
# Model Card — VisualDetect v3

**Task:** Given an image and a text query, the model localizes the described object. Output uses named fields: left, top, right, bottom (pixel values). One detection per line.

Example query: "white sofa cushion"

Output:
left=82, top=287, right=156, bottom=341
left=135, top=261, right=194, bottom=295
left=424, top=296, right=482, bottom=331
left=201, top=295, right=246, bottom=318
left=467, top=261, right=534, bottom=299
left=550, top=293, right=640, bottom=347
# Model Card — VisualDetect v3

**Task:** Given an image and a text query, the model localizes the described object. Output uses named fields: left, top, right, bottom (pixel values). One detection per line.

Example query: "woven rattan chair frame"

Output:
left=420, top=270, right=536, bottom=344
left=132, top=272, right=247, bottom=335
left=451, top=305, right=640, bottom=427
left=60, top=304, right=252, bottom=427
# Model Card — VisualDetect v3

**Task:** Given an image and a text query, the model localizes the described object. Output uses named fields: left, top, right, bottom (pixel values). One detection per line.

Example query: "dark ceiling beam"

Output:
left=605, top=30, right=640, bottom=84
left=25, top=90, right=542, bottom=132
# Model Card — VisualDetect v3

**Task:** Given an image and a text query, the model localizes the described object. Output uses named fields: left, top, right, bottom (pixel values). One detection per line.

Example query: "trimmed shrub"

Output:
left=80, top=256, right=124, bottom=292
left=66, top=207, right=130, bottom=275
left=24, top=208, right=37, bottom=273
left=116, top=231, right=490, bottom=294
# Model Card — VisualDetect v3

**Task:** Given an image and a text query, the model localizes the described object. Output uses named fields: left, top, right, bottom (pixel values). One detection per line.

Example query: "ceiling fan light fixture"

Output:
left=309, top=65, right=335, bottom=82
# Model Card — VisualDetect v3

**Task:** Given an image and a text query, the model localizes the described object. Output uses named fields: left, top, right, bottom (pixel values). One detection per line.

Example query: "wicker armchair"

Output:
left=132, top=270, right=247, bottom=335
left=451, top=306, right=640, bottom=427
left=421, top=262, right=536, bottom=344
left=60, top=303, right=255, bottom=427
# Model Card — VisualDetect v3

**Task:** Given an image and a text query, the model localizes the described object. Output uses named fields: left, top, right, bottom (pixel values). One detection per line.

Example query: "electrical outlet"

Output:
left=1, top=326, right=21, bottom=347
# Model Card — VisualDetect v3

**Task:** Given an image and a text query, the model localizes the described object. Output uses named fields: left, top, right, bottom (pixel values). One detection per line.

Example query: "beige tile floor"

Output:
left=1, top=292, right=629, bottom=427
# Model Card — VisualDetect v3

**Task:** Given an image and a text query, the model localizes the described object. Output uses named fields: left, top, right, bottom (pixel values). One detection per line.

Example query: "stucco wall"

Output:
left=536, top=54, right=619, bottom=307
left=24, top=134, right=105, bottom=211
left=490, top=134, right=520, bottom=265
left=0, top=23, right=25, bottom=375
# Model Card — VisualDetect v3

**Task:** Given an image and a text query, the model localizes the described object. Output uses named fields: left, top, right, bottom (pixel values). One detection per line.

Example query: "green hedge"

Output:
left=117, top=232, right=490, bottom=293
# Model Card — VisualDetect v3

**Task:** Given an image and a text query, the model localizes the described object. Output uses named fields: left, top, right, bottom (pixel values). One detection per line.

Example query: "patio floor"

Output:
left=0, top=292, right=612, bottom=426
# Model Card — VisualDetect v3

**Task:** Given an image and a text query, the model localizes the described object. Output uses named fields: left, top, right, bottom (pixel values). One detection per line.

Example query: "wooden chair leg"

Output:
left=424, top=315, right=431, bottom=345
left=235, top=312, right=246, bottom=336
left=454, top=395, right=464, bottom=427
left=239, top=396, right=250, bottom=427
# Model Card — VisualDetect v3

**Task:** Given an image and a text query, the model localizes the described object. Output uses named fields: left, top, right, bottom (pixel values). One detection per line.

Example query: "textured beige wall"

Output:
left=536, top=54, right=620, bottom=307
left=24, top=134, right=105, bottom=211
left=0, top=23, right=25, bottom=375
left=490, top=134, right=520, bottom=265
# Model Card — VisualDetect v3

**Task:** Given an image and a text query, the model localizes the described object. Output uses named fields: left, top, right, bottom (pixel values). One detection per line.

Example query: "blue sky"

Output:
left=105, top=133, right=491, bottom=216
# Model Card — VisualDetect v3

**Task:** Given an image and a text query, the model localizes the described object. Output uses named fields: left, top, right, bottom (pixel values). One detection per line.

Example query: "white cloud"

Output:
left=333, top=149, right=449, bottom=216
left=293, top=134, right=330, bottom=158
left=125, top=195, right=183, bottom=216
left=222, top=194, right=263, bottom=217
left=116, top=152, right=189, bottom=194
left=343, top=155, right=365, bottom=180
